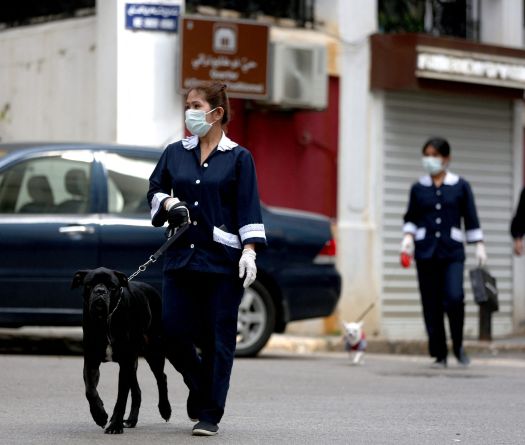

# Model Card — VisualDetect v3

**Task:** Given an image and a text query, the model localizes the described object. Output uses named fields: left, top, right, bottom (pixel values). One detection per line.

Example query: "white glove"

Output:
left=476, top=242, right=487, bottom=266
left=400, top=234, right=414, bottom=256
left=239, top=248, right=257, bottom=289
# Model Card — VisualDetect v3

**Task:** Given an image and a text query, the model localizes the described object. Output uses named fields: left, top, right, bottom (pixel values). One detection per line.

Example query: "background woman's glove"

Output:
left=239, top=249, right=257, bottom=289
left=400, top=234, right=414, bottom=256
left=476, top=242, right=487, bottom=266
left=165, top=198, right=190, bottom=228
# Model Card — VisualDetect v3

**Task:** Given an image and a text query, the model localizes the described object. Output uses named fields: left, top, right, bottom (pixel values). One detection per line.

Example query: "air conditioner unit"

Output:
left=269, top=41, right=328, bottom=109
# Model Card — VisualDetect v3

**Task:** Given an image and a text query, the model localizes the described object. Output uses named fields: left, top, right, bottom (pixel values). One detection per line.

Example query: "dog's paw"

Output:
left=105, top=420, right=124, bottom=434
left=158, top=399, right=172, bottom=421
left=90, top=405, right=108, bottom=428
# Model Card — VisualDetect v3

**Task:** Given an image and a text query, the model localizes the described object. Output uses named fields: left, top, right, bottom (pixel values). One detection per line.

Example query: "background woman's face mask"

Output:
left=422, top=156, right=444, bottom=175
left=185, top=108, right=217, bottom=137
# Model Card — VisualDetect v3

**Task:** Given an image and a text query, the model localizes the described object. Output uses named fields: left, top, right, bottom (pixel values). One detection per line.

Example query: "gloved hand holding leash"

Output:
left=165, top=198, right=190, bottom=227
left=165, top=197, right=257, bottom=288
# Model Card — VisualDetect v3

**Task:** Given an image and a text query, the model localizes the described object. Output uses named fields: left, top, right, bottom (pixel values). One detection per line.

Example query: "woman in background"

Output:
left=400, top=137, right=487, bottom=368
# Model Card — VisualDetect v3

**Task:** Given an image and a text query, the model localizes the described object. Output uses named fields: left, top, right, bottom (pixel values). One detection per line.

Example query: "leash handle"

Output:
left=128, top=223, right=190, bottom=281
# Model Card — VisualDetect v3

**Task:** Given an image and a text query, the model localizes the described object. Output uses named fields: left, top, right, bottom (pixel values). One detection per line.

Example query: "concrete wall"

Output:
left=0, top=0, right=185, bottom=146
left=97, top=0, right=185, bottom=146
left=0, top=17, right=97, bottom=143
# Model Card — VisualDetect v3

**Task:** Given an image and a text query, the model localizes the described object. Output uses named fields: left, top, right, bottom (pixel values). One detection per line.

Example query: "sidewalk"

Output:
left=1, top=327, right=525, bottom=357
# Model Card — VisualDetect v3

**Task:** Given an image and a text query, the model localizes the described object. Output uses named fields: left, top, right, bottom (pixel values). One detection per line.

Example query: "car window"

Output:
left=0, top=152, right=93, bottom=214
left=103, top=153, right=157, bottom=215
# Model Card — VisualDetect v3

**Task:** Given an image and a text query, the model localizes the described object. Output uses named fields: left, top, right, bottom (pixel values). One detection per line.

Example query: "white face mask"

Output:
left=185, top=108, right=217, bottom=137
left=422, top=156, right=444, bottom=175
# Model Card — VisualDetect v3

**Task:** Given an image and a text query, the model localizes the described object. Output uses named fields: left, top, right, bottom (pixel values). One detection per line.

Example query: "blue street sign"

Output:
left=125, top=3, right=180, bottom=33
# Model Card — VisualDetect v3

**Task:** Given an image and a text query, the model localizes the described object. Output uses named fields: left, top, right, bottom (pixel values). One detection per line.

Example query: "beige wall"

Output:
left=0, top=17, right=97, bottom=143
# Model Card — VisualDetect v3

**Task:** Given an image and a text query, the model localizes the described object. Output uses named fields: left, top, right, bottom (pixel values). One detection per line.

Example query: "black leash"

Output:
left=128, top=223, right=189, bottom=281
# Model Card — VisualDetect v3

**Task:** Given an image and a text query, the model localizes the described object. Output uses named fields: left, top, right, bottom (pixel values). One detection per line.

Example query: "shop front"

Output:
left=371, top=33, right=525, bottom=338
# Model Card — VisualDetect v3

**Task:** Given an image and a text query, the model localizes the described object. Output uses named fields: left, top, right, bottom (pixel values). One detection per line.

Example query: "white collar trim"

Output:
left=418, top=171, right=459, bottom=187
left=181, top=132, right=238, bottom=152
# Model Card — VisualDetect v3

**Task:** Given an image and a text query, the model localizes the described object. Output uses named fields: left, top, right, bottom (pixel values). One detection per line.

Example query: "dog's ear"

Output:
left=114, top=271, right=129, bottom=288
left=357, top=321, right=364, bottom=328
left=71, top=270, right=89, bottom=289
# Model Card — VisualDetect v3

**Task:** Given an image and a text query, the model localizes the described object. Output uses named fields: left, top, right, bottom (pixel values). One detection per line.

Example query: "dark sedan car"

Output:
left=0, top=143, right=341, bottom=356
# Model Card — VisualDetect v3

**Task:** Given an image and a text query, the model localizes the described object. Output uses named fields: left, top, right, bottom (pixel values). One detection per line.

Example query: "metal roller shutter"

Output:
left=382, top=91, right=514, bottom=339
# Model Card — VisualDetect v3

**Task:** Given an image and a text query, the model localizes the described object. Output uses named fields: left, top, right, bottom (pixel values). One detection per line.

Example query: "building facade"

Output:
left=1, top=0, right=525, bottom=339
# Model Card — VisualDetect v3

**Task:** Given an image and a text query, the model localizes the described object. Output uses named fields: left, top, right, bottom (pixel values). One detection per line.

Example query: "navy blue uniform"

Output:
left=403, top=172, right=483, bottom=360
left=147, top=133, right=266, bottom=424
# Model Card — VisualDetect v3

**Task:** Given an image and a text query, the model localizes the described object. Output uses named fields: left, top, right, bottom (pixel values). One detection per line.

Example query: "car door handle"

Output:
left=59, top=225, right=95, bottom=235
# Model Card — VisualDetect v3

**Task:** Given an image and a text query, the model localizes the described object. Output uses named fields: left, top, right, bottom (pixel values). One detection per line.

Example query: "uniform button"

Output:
left=436, top=190, right=442, bottom=196
left=194, top=201, right=199, bottom=206
left=190, top=244, right=195, bottom=249
left=435, top=232, right=441, bottom=238
left=203, top=163, right=208, bottom=168
left=195, top=179, right=201, bottom=184
left=435, top=203, right=442, bottom=210
left=193, top=221, right=198, bottom=226
left=436, top=218, right=442, bottom=224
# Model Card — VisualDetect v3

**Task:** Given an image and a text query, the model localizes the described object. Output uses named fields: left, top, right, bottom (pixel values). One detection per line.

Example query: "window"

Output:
left=0, top=152, right=93, bottom=214
left=379, top=0, right=479, bottom=41
left=104, top=154, right=156, bottom=215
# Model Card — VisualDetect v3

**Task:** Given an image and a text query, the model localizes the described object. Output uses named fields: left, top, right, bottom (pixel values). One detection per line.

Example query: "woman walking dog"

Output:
left=400, top=137, right=487, bottom=368
left=147, top=81, right=266, bottom=436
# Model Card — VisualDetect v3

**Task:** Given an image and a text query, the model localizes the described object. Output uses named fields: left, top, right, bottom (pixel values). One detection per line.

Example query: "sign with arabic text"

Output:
left=125, top=3, right=180, bottom=33
left=180, top=16, right=269, bottom=99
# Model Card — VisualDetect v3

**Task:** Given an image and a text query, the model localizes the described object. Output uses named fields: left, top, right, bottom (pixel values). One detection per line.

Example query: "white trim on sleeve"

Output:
left=239, top=223, right=266, bottom=243
left=151, top=192, right=171, bottom=220
left=466, top=228, right=483, bottom=243
left=403, top=222, right=417, bottom=235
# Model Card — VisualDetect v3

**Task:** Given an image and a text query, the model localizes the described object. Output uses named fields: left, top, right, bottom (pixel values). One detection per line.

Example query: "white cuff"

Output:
left=403, top=222, right=417, bottom=235
left=466, top=228, right=483, bottom=243
left=151, top=192, right=171, bottom=221
left=239, top=223, right=266, bottom=243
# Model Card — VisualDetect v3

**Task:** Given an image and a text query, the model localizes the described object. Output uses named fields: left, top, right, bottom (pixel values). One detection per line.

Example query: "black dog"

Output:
left=71, top=267, right=171, bottom=434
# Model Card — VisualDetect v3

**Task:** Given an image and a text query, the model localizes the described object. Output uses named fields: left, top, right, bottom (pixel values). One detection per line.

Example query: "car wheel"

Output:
left=235, top=280, right=276, bottom=357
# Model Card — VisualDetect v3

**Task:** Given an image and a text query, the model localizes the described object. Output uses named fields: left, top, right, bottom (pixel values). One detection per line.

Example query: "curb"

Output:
left=0, top=327, right=83, bottom=355
left=1, top=328, right=525, bottom=357
left=264, top=334, right=525, bottom=357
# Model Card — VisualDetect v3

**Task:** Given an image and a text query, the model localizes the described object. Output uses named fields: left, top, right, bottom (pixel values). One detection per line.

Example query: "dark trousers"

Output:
left=162, top=269, right=244, bottom=424
left=416, top=259, right=465, bottom=360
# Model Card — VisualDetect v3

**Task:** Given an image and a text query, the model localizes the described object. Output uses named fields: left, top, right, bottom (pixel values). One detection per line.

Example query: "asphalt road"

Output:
left=0, top=351, right=524, bottom=445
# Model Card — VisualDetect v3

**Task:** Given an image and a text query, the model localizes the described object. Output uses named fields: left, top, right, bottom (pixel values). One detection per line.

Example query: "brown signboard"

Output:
left=179, top=16, right=269, bottom=99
